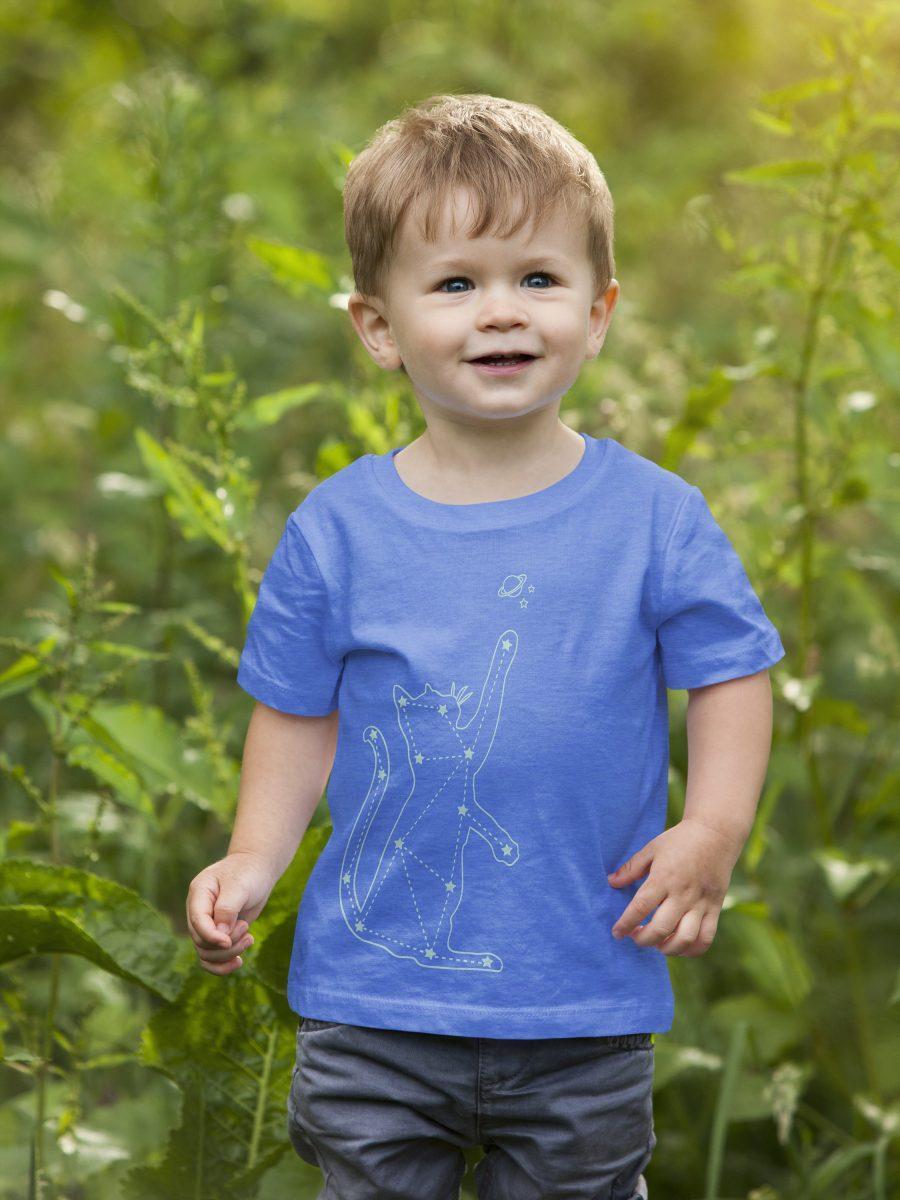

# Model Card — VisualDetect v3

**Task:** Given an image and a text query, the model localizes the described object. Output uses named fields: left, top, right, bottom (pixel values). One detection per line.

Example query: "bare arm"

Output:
left=227, top=700, right=340, bottom=880
left=682, top=668, right=774, bottom=864
left=186, top=700, right=338, bottom=975
left=608, top=669, right=774, bottom=954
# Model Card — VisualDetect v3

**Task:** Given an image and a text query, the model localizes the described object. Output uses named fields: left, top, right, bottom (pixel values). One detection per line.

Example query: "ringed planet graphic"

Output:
left=498, top=574, right=526, bottom=598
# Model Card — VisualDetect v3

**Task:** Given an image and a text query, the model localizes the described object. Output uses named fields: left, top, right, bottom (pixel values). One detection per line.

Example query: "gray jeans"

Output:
left=287, top=1017, right=656, bottom=1200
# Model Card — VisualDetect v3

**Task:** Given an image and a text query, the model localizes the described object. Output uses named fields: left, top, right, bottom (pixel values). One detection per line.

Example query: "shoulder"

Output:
left=287, top=451, right=374, bottom=527
left=600, top=436, right=695, bottom=522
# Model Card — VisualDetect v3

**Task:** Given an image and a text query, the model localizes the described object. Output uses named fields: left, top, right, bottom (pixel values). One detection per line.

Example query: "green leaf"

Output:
left=749, top=110, right=794, bottom=137
left=726, top=909, right=813, bottom=1007
left=125, top=367, right=197, bottom=409
left=659, top=368, right=733, bottom=469
left=246, top=236, right=335, bottom=298
left=760, top=76, right=847, bottom=107
left=119, top=827, right=333, bottom=1195
left=807, top=1143, right=879, bottom=1190
left=725, top=160, right=826, bottom=189
left=0, top=636, right=57, bottom=699
left=86, top=641, right=167, bottom=662
left=135, top=429, right=234, bottom=552
left=48, top=566, right=77, bottom=604
left=865, top=112, right=900, bottom=131
left=0, top=751, right=47, bottom=812
left=121, top=972, right=298, bottom=1199
left=65, top=743, right=156, bottom=817
left=169, top=616, right=240, bottom=669
left=82, top=700, right=239, bottom=819
left=235, top=381, right=334, bottom=430
left=709, top=992, right=807, bottom=1063
left=808, top=695, right=869, bottom=734
left=814, top=850, right=892, bottom=904
left=0, top=859, right=193, bottom=1001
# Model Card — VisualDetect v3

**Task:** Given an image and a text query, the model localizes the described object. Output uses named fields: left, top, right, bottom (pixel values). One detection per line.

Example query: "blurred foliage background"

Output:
left=1, top=1, right=898, bottom=1197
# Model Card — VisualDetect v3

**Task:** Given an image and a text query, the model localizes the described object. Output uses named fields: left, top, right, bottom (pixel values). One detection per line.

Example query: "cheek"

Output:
left=540, top=307, right=587, bottom=351
left=409, top=311, right=466, bottom=357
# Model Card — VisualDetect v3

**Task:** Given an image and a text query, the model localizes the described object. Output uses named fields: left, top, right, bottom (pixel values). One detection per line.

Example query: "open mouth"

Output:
left=468, top=353, right=538, bottom=374
left=469, top=353, right=536, bottom=365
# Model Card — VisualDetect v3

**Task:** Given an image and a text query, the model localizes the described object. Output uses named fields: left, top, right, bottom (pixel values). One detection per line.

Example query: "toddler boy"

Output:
left=187, top=93, right=785, bottom=1199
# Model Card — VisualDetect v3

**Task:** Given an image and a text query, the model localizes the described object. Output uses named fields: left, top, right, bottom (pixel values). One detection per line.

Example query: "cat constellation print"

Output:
left=338, top=625, right=522, bottom=971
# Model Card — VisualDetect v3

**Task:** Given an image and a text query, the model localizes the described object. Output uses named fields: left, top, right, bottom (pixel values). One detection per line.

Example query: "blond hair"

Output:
left=343, top=93, right=615, bottom=303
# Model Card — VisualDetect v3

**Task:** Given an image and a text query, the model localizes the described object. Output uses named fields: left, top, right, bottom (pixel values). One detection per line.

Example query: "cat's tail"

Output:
left=338, top=724, right=391, bottom=925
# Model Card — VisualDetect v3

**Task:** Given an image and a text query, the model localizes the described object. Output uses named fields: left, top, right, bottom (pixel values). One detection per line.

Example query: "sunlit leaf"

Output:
left=0, top=859, right=192, bottom=1000
left=814, top=850, right=891, bottom=904
left=235, top=382, right=334, bottom=429
left=725, top=160, right=826, bottom=189
left=79, top=700, right=239, bottom=819
left=66, top=743, right=156, bottom=817
left=0, top=636, right=57, bottom=699
left=246, top=237, right=335, bottom=298
left=135, top=429, right=234, bottom=552
left=760, top=76, right=847, bottom=107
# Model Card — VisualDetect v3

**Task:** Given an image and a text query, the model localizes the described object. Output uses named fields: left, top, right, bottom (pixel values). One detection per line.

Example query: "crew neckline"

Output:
left=369, top=432, right=612, bottom=531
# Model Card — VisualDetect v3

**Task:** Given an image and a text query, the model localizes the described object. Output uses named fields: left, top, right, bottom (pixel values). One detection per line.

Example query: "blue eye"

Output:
left=436, top=272, right=556, bottom=292
left=439, top=277, right=471, bottom=293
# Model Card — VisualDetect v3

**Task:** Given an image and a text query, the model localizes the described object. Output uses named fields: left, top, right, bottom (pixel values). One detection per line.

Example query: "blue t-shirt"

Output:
left=236, top=432, right=785, bottom=1038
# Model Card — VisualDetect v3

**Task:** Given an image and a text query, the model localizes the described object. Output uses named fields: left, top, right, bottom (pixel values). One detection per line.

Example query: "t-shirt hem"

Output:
left=663, top=633, right=786, bottom=691
left=288, top=985, right=674, bottom=1038
left=236, top=661, right=337, bottom=716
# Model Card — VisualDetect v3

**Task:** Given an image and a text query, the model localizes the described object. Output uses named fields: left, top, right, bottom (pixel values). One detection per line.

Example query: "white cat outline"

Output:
left=338, top=628, right=521, bottom=971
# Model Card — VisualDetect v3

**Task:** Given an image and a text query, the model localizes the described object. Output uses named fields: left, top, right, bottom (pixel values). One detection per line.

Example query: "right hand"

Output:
left=186, top=851, right=278, bottom=975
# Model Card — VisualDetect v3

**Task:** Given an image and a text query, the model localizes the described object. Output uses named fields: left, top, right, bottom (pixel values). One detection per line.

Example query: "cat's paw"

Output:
left=494, top=839, right=519, bottom=864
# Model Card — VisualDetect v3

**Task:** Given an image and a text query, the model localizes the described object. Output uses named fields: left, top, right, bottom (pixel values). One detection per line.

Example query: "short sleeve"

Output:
left=655, top=487, right=785, bottom=690
left=236, top=515, right=344, bottom=715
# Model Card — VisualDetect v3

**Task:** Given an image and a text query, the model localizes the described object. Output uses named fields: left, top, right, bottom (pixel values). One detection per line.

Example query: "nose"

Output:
left=475, top=283, right=529, bottom=331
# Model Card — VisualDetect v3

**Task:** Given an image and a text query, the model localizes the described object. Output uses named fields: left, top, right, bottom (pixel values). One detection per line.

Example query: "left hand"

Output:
left=606, top=817, right=740, bottom=956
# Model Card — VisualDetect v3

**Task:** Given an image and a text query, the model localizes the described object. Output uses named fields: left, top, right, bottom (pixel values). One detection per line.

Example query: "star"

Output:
left=501, top=843, right=513, bottom=856
left=457, top=804, right=468, bottom=815
left=415, top=752, right=424, bottom=764
left=481, top=956, right=493, bottom=967
left=438, top=703, right=448, bottom=715
left=528, top=585, right=535, bottom=592
left=445, top=881, right=456, bottom=892
left=394, top=837, right=405, bottom=849
left=519, top=598, right=528, bottom=608
left=464, top=747, right=474, bottom=760
left=368, top=729, right=377, bottom=742
left=398, top=695, right=408, bottom=707
left=378, top=768, right=387, bottom=780
left=342, top=872, right=351, bottom=884
left=502, top=638, right=512, bottom=651
left=355, top=920, right=364, bottom=931
left=425, top=947, right=436, bottom=959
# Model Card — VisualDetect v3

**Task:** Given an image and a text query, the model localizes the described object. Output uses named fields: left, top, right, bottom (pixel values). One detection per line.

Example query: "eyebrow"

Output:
left=427, top=254, right=571, bottom=272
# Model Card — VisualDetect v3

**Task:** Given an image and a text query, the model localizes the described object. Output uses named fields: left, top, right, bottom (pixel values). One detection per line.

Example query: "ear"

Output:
left=585, top=279, right=620, bottom=361
left=347, top=291, right=403, bottom=371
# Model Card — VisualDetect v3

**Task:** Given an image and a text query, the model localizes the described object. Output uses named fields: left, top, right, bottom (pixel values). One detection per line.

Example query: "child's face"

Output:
left=348, top=186, right=618, bottom=429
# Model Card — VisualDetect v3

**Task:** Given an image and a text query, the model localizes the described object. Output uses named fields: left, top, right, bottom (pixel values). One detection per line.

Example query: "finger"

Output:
left=191, top=917, right=250, bottom=951
left=656, top=907, right=702, bottom=955
left=197, top=931, right=255, bottom=967
left=607, top=844, right=653, bottom=886
left=212, top=898, right=243, bottom=941
left=628, top=899, right=689, bottom=948
left=187, top=875, right=232, bottom=947
left=200, top=952, right=245, bottom=976
left=611, top=881, right=668, bottom=940
left=681, top=909, right=719, bottom=957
